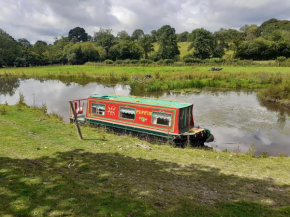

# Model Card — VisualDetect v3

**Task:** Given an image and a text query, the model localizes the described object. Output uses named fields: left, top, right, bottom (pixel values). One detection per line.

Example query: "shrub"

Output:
left=211, top=58, right=223, bottom=63
left=84, top=62, right=98, bottom=66
left=104, top=59, right=114, bottom=65
left=17, top=91, right=25, bottom=106
left=140, top=59, right=153, bottom=64
left=183, top=58, right=201, bottom=63
left=40, top=103, right=48, bottom=114
left=130, top=60, right=139, bottom=64
left=246, top=143, right=255, bottom=157
left=120, top=73, right=129, bottom=81
left=163, top=59, right=174, bottom=65
left=0, top=105, right=7, bottom=115
left=115, top=60, right=123, bottom=65
left=154, top=71, right=160, bottom=79
left=183, top=54, right=194, bottom=59
left=123, top=59, right=130, bottom=64
left=157, top=59, right=163, bottom=65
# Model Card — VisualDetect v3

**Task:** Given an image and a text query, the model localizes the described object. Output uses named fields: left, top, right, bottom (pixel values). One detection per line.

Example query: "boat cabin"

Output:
left=70, top=94, right=213, bottom=146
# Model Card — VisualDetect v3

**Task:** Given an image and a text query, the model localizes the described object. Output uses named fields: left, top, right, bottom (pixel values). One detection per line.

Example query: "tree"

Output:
left=17, top=38, right=32, bottom=48
left=117, top=30, right=131, bottom=41
left=240, top=25, right=258, bottom=41
left=188, top=28, right=215, bottom=59
left=151, top=30, right=157, bottom=42
left=64, top=42, right=101, bottom=64
left=132, top=29, right=144, bottom=41
left=109, top=40, right=143, bottom=60
left=0, top=29, right=19, bottom=67
left=47, top=37, right=70, bottom=64
left=177, top=31, right=189, bottom=42
left=93, top=28, right=115, bottom=55
left=68, top=27, right=88, bottom=43
left=227, top=29, right=244, bottom=51
left=277, top=38, right=290, bottom=57
left=156, top=25, right=180, bottom=59
left=138, top=34, right=154, bottom=58
left=235, top=38, right=278, bottom=60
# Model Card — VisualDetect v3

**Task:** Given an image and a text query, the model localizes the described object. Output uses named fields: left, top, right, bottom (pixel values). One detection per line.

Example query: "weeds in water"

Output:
left=17, top=91, right=26, bottom=105
left=49, top=112, right=63, bottom=121
left=39, top=103, right=48, bottom=114
left=120, top=73, right=129, bottom=82
left=260, top=152, right=268, bottom=158
left=246, top=143, right=255, bottom=157
left=16, top=91, right=26, bottom=110
left=279, top=153, right=286, bottom=158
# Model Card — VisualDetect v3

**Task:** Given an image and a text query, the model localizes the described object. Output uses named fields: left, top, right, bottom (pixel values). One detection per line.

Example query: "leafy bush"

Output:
left=140, top=59, right=153, bottom=64
left=183, top=58, right=201, bottom=63
left=183, top=54, right=194, bottom=59
left=157, top=59, right=163, bottom=65
left=163, top=59, right=174, bottom=65
left=115, top=60, right=123, bottom=65
left=122, top=59, right=130, bottom=64
left=130, top=60, right=139, bottom=64
left=84, top=62, right=98, bottom=66
left=0, top=105, right=7, bottom=115
left=104, top=59, right=114, bottom=65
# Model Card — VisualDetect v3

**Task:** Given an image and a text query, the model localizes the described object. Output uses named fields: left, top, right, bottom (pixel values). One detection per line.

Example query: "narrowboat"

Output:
left=69, top=94, right=214, bottom=146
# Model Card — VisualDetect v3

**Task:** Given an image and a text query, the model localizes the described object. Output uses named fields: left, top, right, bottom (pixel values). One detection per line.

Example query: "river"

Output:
left=1, top=77, right=289, bottom=156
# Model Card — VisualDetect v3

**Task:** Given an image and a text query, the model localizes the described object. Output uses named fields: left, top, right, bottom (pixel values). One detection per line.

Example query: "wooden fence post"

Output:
left=69, top=101, right=83, bottom=140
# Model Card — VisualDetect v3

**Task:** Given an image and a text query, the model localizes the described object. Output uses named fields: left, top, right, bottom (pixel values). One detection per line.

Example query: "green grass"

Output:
left=258, top=80, right=290, bottom=106
left=0, top=104, right=290, bottom=216
left=2, top=65, right=290, bottom=76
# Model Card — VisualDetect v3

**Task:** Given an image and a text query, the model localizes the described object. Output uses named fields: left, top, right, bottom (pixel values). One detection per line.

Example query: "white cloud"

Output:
left=0, top=0, right=290, bottom=43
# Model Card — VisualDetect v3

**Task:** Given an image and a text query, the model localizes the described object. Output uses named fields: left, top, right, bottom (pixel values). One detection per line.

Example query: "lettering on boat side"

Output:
left=136, top=110, right=152, bottom=116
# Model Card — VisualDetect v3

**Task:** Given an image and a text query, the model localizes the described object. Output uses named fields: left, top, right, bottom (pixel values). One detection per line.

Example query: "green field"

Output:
left=0, top=104, right=290, bottom=216
left=1, top=65, right=290, bottom=76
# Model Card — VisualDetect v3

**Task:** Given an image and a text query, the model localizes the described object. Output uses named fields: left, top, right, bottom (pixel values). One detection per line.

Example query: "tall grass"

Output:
left=258, top=80, right=290, bottom=106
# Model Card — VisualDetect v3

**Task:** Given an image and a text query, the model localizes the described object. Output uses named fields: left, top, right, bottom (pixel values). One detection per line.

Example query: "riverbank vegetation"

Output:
left=0, top=104, right=290, bottom=216
left=258, top=81, right=290, bottom=107
left=1, top=18, right=290, bottom=68
left=1, top=64, right=290, bottom=107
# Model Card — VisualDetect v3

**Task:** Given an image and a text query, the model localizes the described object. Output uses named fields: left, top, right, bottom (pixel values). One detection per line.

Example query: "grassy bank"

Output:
left=0, top=104, right=290, bottom=216
left=1, top=65, right=290, bottom=88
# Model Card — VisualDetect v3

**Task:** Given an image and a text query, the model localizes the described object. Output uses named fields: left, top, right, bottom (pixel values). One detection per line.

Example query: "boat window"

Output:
left=119, top=107, right=136, bottom=120
left=152, top=112, right=172, bottom=127
left=91, top=103, right=106, bottom=116
left=179, top=106, right=191, bottom=129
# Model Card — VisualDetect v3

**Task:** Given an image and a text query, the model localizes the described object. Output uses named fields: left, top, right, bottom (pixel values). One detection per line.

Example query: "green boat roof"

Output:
left=90, top=94, right=192, bottom=109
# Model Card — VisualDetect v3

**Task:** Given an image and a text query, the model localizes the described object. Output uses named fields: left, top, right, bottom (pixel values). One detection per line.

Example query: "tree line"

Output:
left=1, top=18, right=290, bottom=67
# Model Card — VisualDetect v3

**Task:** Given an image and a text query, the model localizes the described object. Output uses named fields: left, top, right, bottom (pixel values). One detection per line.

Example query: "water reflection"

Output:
left=0, top=78, right=289, bottom=156
left=0, top=77, right=20, bottom=96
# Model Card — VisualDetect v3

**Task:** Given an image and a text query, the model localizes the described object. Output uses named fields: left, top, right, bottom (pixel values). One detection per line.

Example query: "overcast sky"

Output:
left=1, top=0, right=290, bottom=44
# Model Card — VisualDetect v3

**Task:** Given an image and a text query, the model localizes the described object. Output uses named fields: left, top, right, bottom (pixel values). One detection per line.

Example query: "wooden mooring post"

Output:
left=69, top=101, right=83, bottom=140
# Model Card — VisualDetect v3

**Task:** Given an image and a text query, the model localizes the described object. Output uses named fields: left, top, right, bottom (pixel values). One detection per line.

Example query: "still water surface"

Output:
left=1, top=78, right=289, bottom=156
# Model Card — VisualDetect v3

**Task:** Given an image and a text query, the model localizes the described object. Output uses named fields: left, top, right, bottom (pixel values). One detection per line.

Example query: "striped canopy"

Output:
left=120, top=108, right=135, bottom=114
left=153, top=112, right=171, bottom=120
